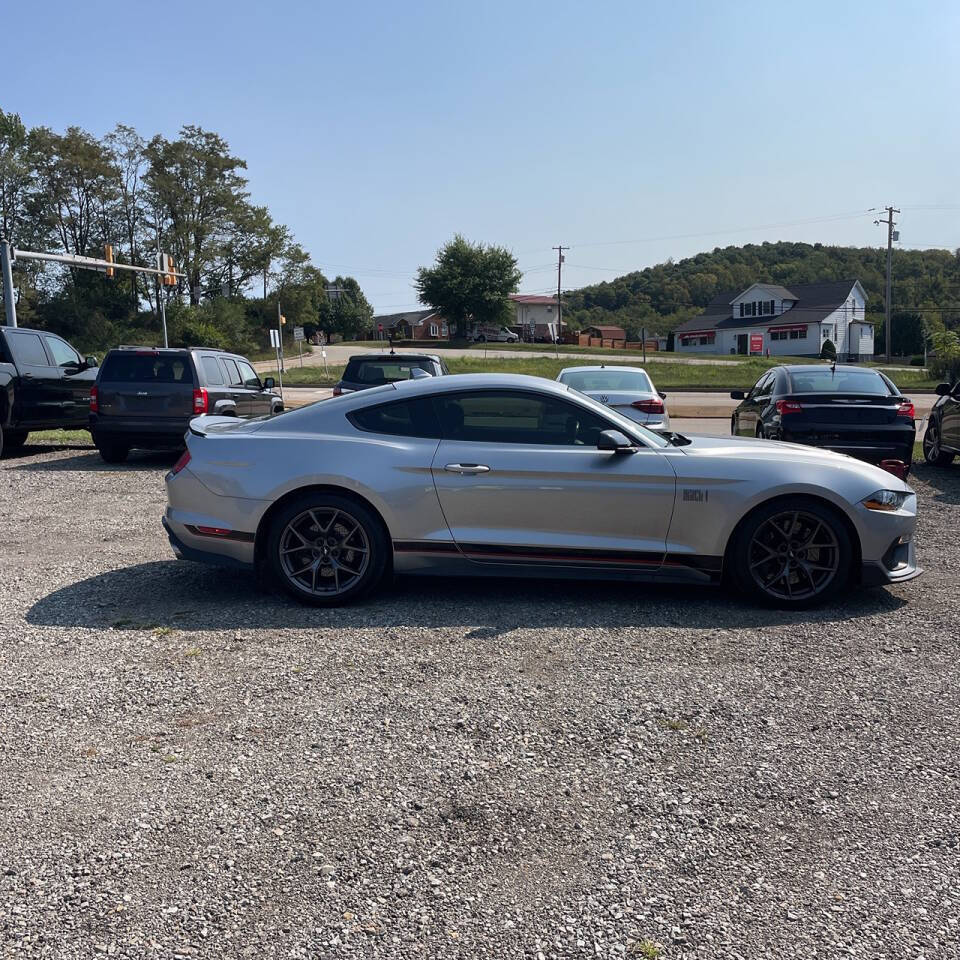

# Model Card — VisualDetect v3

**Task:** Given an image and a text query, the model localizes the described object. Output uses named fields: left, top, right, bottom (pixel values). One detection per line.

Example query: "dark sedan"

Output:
left=922, top=380, right=960, bottom=466
left=332, top=353, right=449, bottom=396
left=731, top=365, right=915, bottom=469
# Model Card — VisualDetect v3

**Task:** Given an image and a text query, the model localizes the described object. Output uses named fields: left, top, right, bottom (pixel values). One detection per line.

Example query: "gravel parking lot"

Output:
left=1, top=442, right=959, bottom=959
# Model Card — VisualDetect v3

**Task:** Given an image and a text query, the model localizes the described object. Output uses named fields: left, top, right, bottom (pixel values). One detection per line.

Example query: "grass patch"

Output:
left=629, top=940, right=662, bottom=959
left=269, top=354, right=938, bottom=391
left=20, top=428, right=94, bottom=447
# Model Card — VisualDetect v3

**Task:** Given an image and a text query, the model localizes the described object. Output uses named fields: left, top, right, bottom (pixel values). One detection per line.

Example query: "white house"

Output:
left=674, top=280, right=874, bottom=361
left=509, top=294, right=563, bottom=341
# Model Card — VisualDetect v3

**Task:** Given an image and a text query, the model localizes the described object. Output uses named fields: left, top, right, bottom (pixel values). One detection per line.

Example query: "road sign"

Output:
left=269, top=329, right=280, bottom=348
left=293, top=326, right=305, bottom=342
left=750, top=332, right=764, bottom=354
left=377, top=323, right=383, bottom=332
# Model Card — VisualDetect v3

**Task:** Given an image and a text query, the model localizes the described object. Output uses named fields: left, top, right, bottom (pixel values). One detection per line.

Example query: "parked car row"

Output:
left=0, top=325, right=281, bottom=461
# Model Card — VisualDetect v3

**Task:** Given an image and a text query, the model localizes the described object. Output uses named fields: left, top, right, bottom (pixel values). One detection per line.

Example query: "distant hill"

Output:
left=561, top=242, right=960, bottom=347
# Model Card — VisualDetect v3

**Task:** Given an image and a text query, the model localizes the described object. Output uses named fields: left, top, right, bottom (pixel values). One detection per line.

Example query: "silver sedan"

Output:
left=556, top=365, right=670, bottom=430
left=163, top=373, right=920, bottom=608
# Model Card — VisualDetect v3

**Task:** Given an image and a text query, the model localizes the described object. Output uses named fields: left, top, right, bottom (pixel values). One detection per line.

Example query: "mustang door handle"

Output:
left=444, top=463, right=491, bottom=475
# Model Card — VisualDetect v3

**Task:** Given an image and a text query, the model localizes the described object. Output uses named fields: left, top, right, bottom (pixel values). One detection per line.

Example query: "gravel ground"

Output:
left=1, top=442, right=958, bottom=959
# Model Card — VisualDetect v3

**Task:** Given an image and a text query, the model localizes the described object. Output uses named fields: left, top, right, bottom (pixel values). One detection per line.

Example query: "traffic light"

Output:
left=104, top=244, right=114, bottom=278
left=280, top=314, right=286, bottom=325
left=160, top=253, right=177, bottom=286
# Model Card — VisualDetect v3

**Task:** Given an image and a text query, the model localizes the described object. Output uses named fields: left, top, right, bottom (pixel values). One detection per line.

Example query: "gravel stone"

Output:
left=1, top=443, right=959, bottom=958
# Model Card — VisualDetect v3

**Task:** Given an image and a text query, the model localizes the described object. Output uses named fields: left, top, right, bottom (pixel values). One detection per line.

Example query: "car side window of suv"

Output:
left=220, top=357, right=243, bottom=386
left=236, top=359, right=261, bottom=389
left=202, top=356, right=225, bottom=385
left=6, top=331, right=50, bottom=367
left=44, top=335, right=81, bottom=367
left=434, top=390, right=613, bottom=446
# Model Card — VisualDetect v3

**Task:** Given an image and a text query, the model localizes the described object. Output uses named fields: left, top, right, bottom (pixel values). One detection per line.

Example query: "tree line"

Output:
left=0, top=109, right=373, bottom=353
left=562, top=240, right=960, bottom=356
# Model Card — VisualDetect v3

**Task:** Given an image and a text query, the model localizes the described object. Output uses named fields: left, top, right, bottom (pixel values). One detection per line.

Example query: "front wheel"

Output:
left=923, top=420, right=955, bottom=466
left=477, top=335, right=486, bottom=343
left=729, top=498, right=852, bottom=609
left=266, top=493, right=387, bottom=606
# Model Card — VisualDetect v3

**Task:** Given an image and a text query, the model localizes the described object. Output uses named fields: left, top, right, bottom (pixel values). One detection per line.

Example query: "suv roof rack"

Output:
left=187, top=346, right=226, bottom=352
left=115, top=344, right=186, bottom=351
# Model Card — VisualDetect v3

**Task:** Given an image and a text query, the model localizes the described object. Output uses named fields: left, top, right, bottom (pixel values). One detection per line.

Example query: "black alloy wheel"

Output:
left=267, top=493, right=387, bottom=605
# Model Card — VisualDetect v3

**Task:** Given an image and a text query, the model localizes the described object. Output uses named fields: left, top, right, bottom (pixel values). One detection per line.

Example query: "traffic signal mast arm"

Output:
left=9, top=246, right=185, bottom=281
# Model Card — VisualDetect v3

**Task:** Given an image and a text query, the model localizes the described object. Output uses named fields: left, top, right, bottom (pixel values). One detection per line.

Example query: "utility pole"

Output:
left=875, top=206, right=899, bottom=363
left=1, top=240, right=16, bottom=327
left=552, top=245, right=569, bottom=359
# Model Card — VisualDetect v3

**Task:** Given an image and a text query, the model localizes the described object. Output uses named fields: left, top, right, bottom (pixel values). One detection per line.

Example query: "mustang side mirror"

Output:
left=597, top=429, right=636, bottom=454
left=935, top=382, right=951, bottom=396
left=263, top=376, right=276, bottom=389
left=730, top=390, right=745, bottom=400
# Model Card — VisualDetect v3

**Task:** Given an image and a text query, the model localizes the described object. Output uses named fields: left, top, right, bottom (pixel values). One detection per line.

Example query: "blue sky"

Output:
left=6, top=0, right=959, bottom=312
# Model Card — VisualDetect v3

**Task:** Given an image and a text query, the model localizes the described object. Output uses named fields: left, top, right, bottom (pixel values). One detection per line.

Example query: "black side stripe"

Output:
left=393, top=540, right=721, bottom=575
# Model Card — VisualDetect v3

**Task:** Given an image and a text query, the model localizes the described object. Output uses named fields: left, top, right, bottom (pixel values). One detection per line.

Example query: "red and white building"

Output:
left=674, top=280, right=874, bottom=361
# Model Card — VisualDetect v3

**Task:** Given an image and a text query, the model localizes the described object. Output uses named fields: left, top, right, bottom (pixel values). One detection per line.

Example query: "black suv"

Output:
left=731, top=364, right=915, bottom=467
left=922, top=380, right=960, bottom=466
left=90, top=346, right=282, bottom=462
left=333, top=353, right=449, bottom=396
left=0, top=325, right=98, bottom=456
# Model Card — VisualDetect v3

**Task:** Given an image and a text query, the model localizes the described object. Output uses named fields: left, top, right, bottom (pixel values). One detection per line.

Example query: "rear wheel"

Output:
left=923, top=420, right=955, bottom=466
left=2, top=428, right=28, bottom=453
left=729, top=498, right=851, bottom=608
left=755, top=424, right=765, bottom=439
left=267, top=493, right=387, bottom=606
left=96, top=440, right=130, bottom=463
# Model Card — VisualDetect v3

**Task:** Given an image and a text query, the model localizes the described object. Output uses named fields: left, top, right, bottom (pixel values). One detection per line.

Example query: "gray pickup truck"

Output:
left=0, top=325, right=98, bottom=456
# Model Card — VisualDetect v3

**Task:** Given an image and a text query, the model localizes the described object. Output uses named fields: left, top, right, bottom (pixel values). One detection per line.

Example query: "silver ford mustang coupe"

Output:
left=163, top=373, right=920, bottom=608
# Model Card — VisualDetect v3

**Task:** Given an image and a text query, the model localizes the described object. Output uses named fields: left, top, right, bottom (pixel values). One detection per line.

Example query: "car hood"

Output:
left=674, top=433, right=912, bottom=493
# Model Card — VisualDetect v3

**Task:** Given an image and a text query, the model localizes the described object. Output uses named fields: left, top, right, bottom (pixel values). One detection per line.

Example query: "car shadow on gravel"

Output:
left=10, top=450, right=179, bottom=472
left=27, top=559, right=907, bottom=633
left=910, top=462, right=960, bottom=505
left=0, top=443, right=94, bottom=461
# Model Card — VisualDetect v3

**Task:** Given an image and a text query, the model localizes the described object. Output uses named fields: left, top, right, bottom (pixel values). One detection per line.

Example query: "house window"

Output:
left=430, top=323, right=439, bottom=337
left=441, top=322, right=448, bottom=336
left=789, top=328, right=807, bottom=340
left=739, top=303, right=745, bottom=317
left=770, top=331, right=786, bottom=341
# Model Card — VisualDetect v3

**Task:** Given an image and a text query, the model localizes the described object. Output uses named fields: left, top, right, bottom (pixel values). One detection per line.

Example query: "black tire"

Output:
left=730, top=416, right=737, bottom=436
left=266, top=492, right=387, bottom=606
left=1, top=428, right=28, bottom=453
left=97, top=440, right=130, bottom=463
left=477, top=335, right=486, bottom=343
left=728, top=497, right=852, bottom=609
left=922, top=419, right=955, bottom=466
left=755, top=424, right=765, bottom=439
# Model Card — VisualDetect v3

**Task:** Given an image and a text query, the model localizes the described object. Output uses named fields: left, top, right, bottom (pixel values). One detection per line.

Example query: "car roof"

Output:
left=781, top=364, right=879, bottom=374
left=558, top=365, right=651, bottom=374
left=390, top=372, right=570, bottom=396
left=347, top=353, right=442, bottom=363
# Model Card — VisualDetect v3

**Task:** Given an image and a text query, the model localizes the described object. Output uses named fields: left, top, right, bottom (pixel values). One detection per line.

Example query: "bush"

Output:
left=909, top=354, right=926, bottom=367
left=929, top=329, right=960, bottom=382
left=165, top=299, right=259, bottom=355
left=820, top=338, right=837, bottom=361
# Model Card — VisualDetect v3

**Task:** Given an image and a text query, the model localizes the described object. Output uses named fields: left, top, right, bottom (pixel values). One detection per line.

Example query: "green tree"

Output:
left=415, top=235, right=521, bottom=330
left=144, top=126, right=250, bottom=304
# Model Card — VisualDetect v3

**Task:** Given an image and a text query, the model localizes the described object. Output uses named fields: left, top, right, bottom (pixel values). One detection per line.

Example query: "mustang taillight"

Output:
left=776, top=399, right=803, bottom=415
left=89, top=384, right=99, bottom=413
left=171, top=449, right=191, bottom=475
left=897, top=400, right=915, bottom=419
left=632, top=398, right=664, bottom=415
left=193, top=388, right=209, bottom=414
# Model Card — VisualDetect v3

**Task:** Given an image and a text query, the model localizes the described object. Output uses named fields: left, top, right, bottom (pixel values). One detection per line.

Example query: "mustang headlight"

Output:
left=861, top=490, right=908, bottom=512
